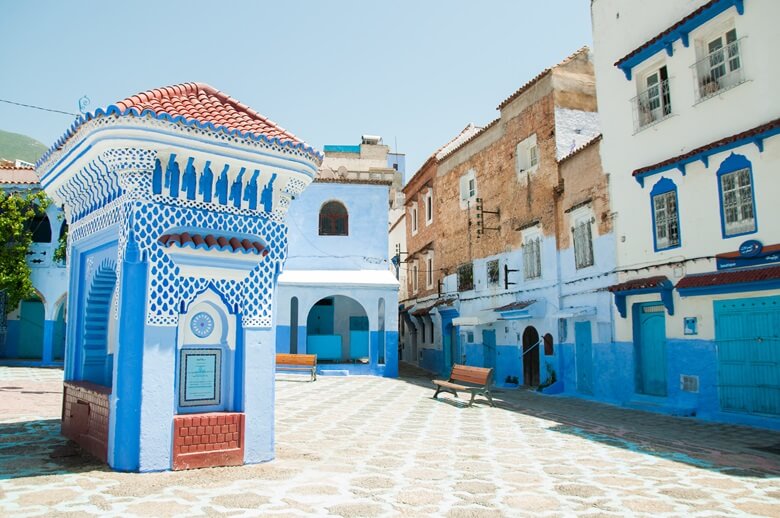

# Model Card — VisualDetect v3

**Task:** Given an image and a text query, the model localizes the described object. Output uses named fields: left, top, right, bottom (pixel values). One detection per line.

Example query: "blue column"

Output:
left=384, top=331, right=399, bottom=378
left=42, top=320, right=55, bottom=364
left=108, top=234, right=147, bottom=471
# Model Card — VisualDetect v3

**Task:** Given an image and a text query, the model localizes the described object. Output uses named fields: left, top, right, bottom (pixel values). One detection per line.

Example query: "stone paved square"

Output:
left=1, top=365, right=779, bottom=517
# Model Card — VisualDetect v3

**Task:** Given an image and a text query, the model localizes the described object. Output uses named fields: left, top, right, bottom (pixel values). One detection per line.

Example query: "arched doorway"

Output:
left=522, top=326, right=540, bottom=387
left=18, top=296, right=45, bottom=359
left=306, top=295, right=368, bottom=362
left=82, top=262, right=117, bottom=387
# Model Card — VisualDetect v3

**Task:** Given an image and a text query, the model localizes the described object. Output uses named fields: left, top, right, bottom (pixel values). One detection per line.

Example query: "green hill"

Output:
left=0, top=129, right=48, bottom=164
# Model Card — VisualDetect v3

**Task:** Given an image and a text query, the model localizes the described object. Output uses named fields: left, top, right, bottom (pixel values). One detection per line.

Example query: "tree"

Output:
left=0, top=189, right=49, bottom=313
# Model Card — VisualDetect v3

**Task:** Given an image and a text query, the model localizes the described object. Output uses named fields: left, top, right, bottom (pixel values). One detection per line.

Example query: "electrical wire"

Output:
left=0, top=98, right=78, bottom=117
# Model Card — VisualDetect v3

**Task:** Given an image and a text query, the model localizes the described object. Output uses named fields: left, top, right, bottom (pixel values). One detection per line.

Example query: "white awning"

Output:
left=452, top=313, right=498, bottom=327
left=549, top=306, right=596, bottom=319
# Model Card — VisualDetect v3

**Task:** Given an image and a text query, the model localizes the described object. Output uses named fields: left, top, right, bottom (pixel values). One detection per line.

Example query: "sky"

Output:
left=0, top=0, right=592, bottom=178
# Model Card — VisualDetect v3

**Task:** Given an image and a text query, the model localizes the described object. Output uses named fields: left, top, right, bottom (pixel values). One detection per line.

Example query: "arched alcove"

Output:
left=522, top=325, right=540, bottom=387
left=306, top=295, right=368, bottom=362
left=82, top=262, right=117, bottom=386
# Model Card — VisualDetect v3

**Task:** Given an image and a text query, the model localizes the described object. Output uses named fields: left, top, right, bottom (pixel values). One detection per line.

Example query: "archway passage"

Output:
left=53, top=300, right=67, bottom=361
left=522, top=326, right=540, bottom=387
left=82, top=264, right=117, bottom=387
left=306, top=295, right=368, bottom=362
left=18, top=297, right=45, bottom=359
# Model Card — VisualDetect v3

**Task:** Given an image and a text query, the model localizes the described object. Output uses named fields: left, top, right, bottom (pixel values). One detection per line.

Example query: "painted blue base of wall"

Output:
left=1, top=319, right=64, bottom=367
left=550, top=340, right=780, bottom=431
left=419, top=347, right=443, bottom=376
left=317, top=363, right=386, bottom=376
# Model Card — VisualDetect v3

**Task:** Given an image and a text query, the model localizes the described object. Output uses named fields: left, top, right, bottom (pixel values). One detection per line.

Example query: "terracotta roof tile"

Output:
left=608, top=276, right=669, bottom=292
left=158, top=232, right=268, bottom=256
left=633, top=118, right=780, bottom=177
left=676, top=265, right=780, bottom=290
left=115, top=82, right=301, bottom=144
left=0, top=165, right=40, bottom=185
left=493, top=300, right=535, bottom=312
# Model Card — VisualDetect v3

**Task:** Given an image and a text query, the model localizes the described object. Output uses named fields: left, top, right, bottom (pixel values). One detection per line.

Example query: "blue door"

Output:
left=634, top=303, right=667, bottom=396
left=482, top=330, right=496, bottom=371
left=575, top=321, right=593, bottom=395
left=18, top=298, right=45, bottom=359
left=715, top=296, right=780, bottom=416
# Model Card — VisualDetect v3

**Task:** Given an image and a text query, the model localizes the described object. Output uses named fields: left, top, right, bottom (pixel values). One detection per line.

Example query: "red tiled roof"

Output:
left=493, top=300, right=535, bottom=312
left=608, top=276, right=669, bottom=293
left=498, top=46, right=590, bottom=110
left=115, top=82, right=301, bottom=145
left=633, top=118, right=780, bottom=177
left=0, top=165, right=39, bottom=185
left=158, top=232, right=268, bottom=256
left=676, top=265, right=780, bottom=290
left=615, top=0, right=719, bottom=68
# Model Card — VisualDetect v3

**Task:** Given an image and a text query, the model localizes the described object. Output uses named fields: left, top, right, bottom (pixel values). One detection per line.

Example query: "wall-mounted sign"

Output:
left=179, top=348, right=221, bottom=407
left=716, top=241, right=779, bottom=270
left=739, top=240, right=763, bottom=258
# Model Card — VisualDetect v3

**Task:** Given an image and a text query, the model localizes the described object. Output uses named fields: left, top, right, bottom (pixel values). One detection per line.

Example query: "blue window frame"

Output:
left=650, top=178, right=681, bottom=251
left=717, top=153, right=756, bottom=238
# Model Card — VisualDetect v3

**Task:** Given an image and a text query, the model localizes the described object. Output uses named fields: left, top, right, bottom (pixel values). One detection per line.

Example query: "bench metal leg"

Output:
left=468, top=392, right=476, bottom=407
left=484, top=390, right=495, bottom=407
left=433, top=386, right=442, bottom=399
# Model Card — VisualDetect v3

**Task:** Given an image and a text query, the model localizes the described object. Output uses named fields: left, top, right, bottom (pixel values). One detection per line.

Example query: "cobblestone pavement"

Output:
left=1, top=365, right=779, bottom=517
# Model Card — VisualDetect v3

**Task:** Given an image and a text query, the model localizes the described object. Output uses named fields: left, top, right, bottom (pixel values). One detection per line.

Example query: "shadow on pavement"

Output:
left=397, top=361, right=780, bottom=478
left=0, top=419, right=104, bottom=479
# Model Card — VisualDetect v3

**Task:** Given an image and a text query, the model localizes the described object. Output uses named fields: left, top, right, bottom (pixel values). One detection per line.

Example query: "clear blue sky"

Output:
left=0, top=1, right=592, bottom=177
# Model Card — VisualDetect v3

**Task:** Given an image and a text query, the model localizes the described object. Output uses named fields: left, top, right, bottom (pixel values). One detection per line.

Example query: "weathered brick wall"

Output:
left=61, top=381, right=110, bottom=463
left=403, top=159, right=440, bottom=300
left=557, top=139, right=611, bottom=250
left=172, top=412, right=245, bottom=470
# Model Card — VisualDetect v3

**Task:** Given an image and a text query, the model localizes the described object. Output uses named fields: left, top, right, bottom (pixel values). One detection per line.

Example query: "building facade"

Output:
left=0, top=162, right=68, bottom=366
left=593, top=0, right=780, bottom=428
left=403, top=49, right=612, bottom=389
left=274, top=138, right=400, bottom=376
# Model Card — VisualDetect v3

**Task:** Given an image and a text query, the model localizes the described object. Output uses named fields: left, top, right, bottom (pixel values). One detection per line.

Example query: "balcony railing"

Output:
left=631, top=79, right=672, bottom=132
left=691, top=37, right=746, bottom=102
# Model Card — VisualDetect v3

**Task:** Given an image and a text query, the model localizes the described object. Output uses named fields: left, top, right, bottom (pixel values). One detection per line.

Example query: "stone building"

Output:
left=404, top=48, right=612, bottom=386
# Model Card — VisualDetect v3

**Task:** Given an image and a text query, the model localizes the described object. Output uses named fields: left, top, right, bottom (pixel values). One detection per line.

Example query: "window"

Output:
left=26, top=214, right=52, bottom=243
left=459, top=170, right=477, bottom=208
left=410, top=203, right=418, bottom=235
left=411, top=261, right=419, bottom=293
left=523, top=234, right=542, bottom=280
left=634, top=65, right=671, bottom=131
left=486, top=259, right=500, bottom=287
left=650, top=178, right=680, bottom=251
left=424, top=190, right=433, bottom=225
left=516, top=134, right=539, bottom=175
left=717, top=153, right=756, bottom=237
left=457, top=263, right=474, bottom=292
left=573, top=217, right=594, bottom=269
left=319, top=201, right=348, bottom=236
left=426, top=253, right=434, bottom=289
left=693, top=27, right=744, bottom=101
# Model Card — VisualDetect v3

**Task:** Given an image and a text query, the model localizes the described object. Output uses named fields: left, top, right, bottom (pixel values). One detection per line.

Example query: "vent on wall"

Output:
left=681, top=375, right=699, bottom=393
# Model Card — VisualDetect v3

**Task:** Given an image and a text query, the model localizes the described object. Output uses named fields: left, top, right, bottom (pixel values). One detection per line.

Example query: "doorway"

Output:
left=634, top=302, right=667, bottom=396
left=522, top=326, right=540, bottom=386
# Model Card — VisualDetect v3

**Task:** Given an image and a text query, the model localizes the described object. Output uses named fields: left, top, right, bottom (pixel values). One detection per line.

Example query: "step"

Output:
left=318, top=369, right=349, bottom=377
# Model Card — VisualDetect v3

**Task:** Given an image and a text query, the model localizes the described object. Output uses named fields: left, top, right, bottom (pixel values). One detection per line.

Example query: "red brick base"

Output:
left=61, top=381, right=111, bottom=463
left=172, top=412, right=245, bottom=470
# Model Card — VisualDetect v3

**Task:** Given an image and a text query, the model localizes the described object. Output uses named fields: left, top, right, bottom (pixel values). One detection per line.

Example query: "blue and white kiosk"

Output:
left=35, top=83, right=320, bottom=471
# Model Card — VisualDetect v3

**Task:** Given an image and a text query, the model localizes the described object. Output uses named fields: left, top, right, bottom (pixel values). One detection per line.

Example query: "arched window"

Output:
left=26, top=214, right=52, bottom=243
left=319, top=201, right=348, bottom=236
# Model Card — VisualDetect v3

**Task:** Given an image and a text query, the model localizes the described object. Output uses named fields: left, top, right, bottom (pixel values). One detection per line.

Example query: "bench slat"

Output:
left=276, top=353, right=317, bottom=366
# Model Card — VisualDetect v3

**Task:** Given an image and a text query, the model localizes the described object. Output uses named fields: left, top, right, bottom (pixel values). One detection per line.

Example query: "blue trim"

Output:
left=616, top=0, right=745, bottom=80
left=612, top=280, right=675, bottom=318
left=36, top=104, right=323, bottom=170
left=716, top=153, right=758, bottom=239
left=634, top=124, right=779, bottom=187
left=40, top=125, right=319, bottom=192
left=649, top=177, right=682, bottom=252
left=678, top=278, right=780, bottom=297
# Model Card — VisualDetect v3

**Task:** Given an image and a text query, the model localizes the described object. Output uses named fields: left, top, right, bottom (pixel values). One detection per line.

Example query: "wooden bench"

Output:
left=432, top=364, right=495, bottom=407
left=276, top=353, right=317, bottom=382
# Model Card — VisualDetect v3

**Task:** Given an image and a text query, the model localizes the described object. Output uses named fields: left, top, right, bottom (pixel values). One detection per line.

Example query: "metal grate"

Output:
left=681, top=374, right=699, bottom=393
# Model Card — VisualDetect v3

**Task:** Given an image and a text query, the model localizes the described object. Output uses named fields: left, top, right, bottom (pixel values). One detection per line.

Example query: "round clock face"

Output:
left=190, top=312, right=214, bottom=339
